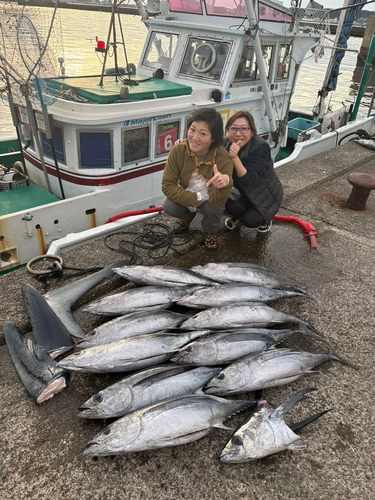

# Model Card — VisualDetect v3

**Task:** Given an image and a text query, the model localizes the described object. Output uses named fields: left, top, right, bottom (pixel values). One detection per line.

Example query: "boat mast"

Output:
left=243, top=0, right=278, bottom=146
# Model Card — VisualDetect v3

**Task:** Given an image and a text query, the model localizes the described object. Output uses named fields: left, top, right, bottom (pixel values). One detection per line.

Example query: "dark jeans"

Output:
left=225, top=196, right=264, bottom=228
left=163, top=198, right=225, bottom=233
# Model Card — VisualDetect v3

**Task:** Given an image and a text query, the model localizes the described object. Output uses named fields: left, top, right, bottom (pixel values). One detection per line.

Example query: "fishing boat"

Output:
left=0, top=0, right=374, bottom=273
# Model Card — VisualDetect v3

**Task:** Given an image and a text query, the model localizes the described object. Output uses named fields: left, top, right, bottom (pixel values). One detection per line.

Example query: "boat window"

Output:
left=78, top=131, right=113, bottom=169
left=155, top=120, right=180, bottom=157
left=259, top=2, right=292, bottom=23
left=205, top=0, right=246, bottom=18
left=179, top=37, right=231, bottom=82
left=142, top=32, right=180, bottom=73
left=169, top=0, right=202, bottom=14
left=41, top=126, right=65, bottom=163
left=234, top=45, right=273, bottom=82
left=276, top=44, right=291, bottom=80
left=122, top=126, right=150, bottom=165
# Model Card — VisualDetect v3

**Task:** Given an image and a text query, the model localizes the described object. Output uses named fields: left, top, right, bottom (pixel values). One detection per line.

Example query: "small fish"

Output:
left=114, top=265, right=217, bottom=287
left=170, top=327, right=323, bottom=366
left=176, top=283, right=315, bottom=309
left=78, top=365, right=221, bottom=419
left=44, top=260, right=127, bottom=338
left=77, top=310, right=188, bottom=348
left=190, top=263, right=308, bottom=294
left=84, top=285, right=201, bottom=316
left=355, top=138, right=375, bottom=150
left=219, top=388, right=329, bottom=462
left=204, top=348, right=353, bottom=395
left=180, top=302, right=323, bottom=336
left=4, top=322, right=71, bottom=404
left=58, top=329, right=210, bottom=373
left=83, top=394, right=256, bottom=456
left=22, top=284, right=74, bottom=358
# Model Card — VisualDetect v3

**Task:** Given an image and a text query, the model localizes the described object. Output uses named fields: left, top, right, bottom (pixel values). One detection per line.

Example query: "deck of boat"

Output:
left=0, top=184, right=61, bottom=216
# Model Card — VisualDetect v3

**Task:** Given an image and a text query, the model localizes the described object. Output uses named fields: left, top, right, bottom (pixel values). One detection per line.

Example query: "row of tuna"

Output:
left=4, top=261, right=352, bottom=462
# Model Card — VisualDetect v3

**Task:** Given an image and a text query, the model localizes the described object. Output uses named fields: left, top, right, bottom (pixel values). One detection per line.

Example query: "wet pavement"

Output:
left=1, top=141, right=375, bottom=500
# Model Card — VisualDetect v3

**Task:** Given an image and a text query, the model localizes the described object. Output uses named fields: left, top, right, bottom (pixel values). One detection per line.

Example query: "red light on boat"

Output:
left=95, top=38, right=106, bottom=53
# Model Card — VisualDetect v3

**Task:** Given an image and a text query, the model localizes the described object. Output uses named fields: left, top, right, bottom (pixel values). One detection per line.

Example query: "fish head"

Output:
left=83, top=414, right=142, bottom=456
left=78, top=382, right=134, bottom=419
left=219, top=407, right=273, bottom=462
left=170, top=341, right=217, bottom=365
left=203, top=364, right=248, bottom=396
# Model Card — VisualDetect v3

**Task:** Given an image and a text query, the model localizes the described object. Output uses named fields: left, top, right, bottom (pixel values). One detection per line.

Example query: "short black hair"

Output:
left=186, top=107, right=224, bottom=148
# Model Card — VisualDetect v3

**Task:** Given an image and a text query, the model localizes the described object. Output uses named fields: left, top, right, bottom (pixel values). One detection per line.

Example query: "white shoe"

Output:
left=257, top=221, right=272, bottom=233
left=225, top=217, right=240, bottom=230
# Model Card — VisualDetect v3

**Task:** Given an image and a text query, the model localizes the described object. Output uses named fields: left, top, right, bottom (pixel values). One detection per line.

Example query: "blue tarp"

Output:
left=326, top=0, right=366, bottom=92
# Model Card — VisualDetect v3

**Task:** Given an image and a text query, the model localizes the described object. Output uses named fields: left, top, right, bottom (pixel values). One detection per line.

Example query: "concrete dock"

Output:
left=1, top=140, right=375, bottom=500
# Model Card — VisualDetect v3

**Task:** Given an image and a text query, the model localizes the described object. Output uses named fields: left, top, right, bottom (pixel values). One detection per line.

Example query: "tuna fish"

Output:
left=83, top=285, right=201, bottom=316
left=78, top=365, right=221, bottom=419
left=4, top=322, right=71, bottom=404
left=170, top=327, right=324, bottom=366
left=83, top=394, right=256, bottom=456
left=176, top=283, right=315, bottom=309
left=204, top=348, right=353, bottom=395
left=113, top=265, right=217, bottom=287
left=77, top=310, right=188, bottom=348
left=190, top=262, right=309, bottom=294
left=219, top=388, right=330, bottom=462
left=58, top=329, right=210, bottom=373
left=180, top=302, right=323, bottom=336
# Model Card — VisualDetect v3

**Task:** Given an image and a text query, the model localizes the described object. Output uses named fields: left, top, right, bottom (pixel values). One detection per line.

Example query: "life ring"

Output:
left=191, top=43, right=217, bottom=74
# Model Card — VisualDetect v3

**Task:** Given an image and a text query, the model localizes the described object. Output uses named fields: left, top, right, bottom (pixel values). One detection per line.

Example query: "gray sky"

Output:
left=301, top=0, right=374, bottom=10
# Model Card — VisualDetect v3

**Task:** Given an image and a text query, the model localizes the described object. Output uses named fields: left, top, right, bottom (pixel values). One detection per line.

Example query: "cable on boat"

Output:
left=103, top=222, right=203, bottom=263
left=26, top=254, right=103, bottom=288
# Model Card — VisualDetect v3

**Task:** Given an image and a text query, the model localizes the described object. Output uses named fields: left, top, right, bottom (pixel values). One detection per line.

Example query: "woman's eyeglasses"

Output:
left=228, top=126, right=250, bottom=133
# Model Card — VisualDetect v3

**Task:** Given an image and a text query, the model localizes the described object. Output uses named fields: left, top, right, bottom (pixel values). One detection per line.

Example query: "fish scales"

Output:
left=58, top=330, right=210, bottom=373
left=114, top=265, right=217, bottom=287
left=204, top=348, right=347, bottom=395
left=83, top=394, right=255, bottom=456
left=78, top=365, right=221, bottom=419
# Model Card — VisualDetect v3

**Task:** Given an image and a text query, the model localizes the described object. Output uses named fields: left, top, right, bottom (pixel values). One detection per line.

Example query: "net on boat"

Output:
left=0, top=1, right=65, bottom=109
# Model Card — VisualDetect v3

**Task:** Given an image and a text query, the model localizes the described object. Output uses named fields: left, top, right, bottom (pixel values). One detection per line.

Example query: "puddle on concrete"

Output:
left=174, top=223, right=337, bottom=287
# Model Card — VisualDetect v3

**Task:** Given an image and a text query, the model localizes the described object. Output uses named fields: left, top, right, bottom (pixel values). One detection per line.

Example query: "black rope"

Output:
left=34, top=263, right=104, bottom=290
left=104, top=222, right=203, bottom=262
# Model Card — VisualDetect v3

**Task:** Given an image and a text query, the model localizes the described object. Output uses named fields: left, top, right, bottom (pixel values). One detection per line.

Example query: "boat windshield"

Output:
left=179, top=37, right=231, bottom=82
left=142, top=31, right=180, bottom=73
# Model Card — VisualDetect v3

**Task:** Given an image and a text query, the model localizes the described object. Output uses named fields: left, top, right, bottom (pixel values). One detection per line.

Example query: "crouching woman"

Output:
left=162, top=108, right=233, bottom=251
left=224, top=110, right=283, bottom=233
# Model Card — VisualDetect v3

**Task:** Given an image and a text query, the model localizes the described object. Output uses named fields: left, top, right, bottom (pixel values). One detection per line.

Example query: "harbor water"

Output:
left=0, top=7, right=374, bottom=136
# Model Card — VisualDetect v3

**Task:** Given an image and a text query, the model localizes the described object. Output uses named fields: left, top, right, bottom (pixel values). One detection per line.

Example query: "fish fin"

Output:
left=290, top=409, right=332, bottom=432
left=214, top=423, right=233, bottom=430
left=297, top=325, right=326, bottom=343
left=273, top=388, right=318, bottom=419
left=288, top=442, right=306, bottom=451
left=22, top=285, right=75, bottom=353
left=327, top=348, right=358, bottom=370
left=299, top=321, right=325, bottom=338
left=44, top=261, right=126, bottom=339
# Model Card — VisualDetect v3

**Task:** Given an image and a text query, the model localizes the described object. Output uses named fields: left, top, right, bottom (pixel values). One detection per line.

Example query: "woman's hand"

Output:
left=206, top=164, right=230, bottom=189
left=229, top=140, right=242, bottom=158
left=174, top=138, right=185, bottom=145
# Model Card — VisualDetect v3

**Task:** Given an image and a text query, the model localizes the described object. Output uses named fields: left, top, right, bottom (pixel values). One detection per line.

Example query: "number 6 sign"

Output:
left=157, top=125, right=178, bottom=155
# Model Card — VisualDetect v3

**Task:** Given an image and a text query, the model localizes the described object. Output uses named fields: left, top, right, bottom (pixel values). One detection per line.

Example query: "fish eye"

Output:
left=103, top=427, right=111, bottom=435
left=186, top=346, right=193, bottom=352
left=93, top=393, right=103, bottom=403
left=89, top=331, right=96, bottom=336
left=231, top=436, right=242, bottom=446
left=217, top=373, right=225, bottom=380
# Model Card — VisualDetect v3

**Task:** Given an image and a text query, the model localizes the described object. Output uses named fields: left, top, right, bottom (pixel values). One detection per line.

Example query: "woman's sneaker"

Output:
left=173, top=213, right=196, bottom=233
left=225, top=217, right=240, bottom=230
left=204, top=232, right=218, bottom=251
left=257, top=221, right=272, bottom=233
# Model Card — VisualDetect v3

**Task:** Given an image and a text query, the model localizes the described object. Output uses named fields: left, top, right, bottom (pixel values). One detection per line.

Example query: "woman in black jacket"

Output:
left=223, top=110, right=283, bottom=232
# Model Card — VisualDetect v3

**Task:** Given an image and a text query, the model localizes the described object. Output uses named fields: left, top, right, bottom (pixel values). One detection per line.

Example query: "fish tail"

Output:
left=290, top=409, right=332, bottom=432
left=299, top=321, right=325, bottom=338
left=327, top=348, right=358, bottom=370
left=297, top=325, right=326, bottom=343
left=274, top=388, right=318, bottom=419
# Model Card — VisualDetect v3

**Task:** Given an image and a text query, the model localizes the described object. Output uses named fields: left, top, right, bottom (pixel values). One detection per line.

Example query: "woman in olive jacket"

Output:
left=162, top=108, right=233, bottom=251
